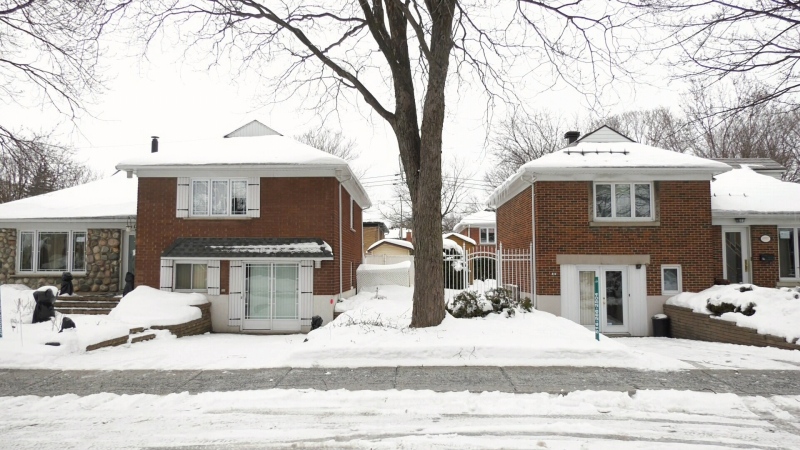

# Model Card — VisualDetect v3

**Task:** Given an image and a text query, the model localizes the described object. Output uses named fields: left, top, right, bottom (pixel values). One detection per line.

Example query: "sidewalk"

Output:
left=2, top=366, right=798, bottom=397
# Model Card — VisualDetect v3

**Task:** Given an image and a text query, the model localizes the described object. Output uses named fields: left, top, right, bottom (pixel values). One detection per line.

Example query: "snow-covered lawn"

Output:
left=1, top=389, right=798, bottom=449
left=668, top=284, right=800, bottom=343
left=1, top=284, right=799, bottom=371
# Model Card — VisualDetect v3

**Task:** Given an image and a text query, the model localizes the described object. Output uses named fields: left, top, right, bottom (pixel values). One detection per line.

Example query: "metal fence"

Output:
left=444, top=243, right=533, bottom=302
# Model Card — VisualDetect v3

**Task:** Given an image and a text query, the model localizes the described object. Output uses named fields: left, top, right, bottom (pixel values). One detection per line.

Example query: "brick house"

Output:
left=116, top=122, right=370, bottom=333
left=452, top=210, right=496, bottom=247
left=0, top=173, right=138, bottom=293
left=487, top=126, right=732, bottom=336
left=362, top=220, right=389, bottom=255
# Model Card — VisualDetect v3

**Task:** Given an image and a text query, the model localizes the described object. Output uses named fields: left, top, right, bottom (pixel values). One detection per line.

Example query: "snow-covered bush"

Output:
left=447, top=287, right=533, bottom=318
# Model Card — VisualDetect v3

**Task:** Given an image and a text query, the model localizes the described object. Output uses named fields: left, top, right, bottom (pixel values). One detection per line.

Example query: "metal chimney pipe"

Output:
left=151, top=136, right=159, bottom=153
left=564, top=131, right=580, bottom=144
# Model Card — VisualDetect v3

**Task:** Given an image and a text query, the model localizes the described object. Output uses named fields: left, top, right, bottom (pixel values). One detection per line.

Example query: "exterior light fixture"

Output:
left=734, top=218, right=745, bottom=223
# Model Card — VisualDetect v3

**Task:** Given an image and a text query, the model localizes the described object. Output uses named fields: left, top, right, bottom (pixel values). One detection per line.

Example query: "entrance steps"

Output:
left=55, top=294, right=121, bottom=315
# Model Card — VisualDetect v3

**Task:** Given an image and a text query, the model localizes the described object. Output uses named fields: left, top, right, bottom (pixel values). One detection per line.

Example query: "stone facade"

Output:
left=0, top=227, right=123, bottom=293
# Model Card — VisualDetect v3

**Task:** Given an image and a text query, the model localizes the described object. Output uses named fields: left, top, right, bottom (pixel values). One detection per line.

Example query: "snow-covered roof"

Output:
left=367, top=238, right=413, bottom=252
left=116, top=129, right=370, bottom=209
left=0, top=172, right=137, bottom=222
left=453, top=210, right=496, bottom=233
left=442, top=238, right=464, bottom=254
left=711, top=166, right=800, bottom=217
left=488, top=125, right=732, bottom=208
left=443, top=232, right=476, bottom=246
left=162, top=237, right=334, bottom=260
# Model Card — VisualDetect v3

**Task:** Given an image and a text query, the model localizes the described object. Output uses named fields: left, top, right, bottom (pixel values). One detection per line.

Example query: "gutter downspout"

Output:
left=336, top=170, right=353, bottom=301
left=523, top=174, right=537, bottom=309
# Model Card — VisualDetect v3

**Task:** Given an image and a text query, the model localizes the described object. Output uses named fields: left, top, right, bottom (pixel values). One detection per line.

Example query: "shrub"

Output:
left=448, top=288, right=533, bottom=318
left=706, top=300, right=756, bottom=317
left=446, top=290, right=488, bottom=318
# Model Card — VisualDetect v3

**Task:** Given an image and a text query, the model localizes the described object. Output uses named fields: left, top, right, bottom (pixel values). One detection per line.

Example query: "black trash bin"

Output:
left=652, top=314, right=671, bottom=338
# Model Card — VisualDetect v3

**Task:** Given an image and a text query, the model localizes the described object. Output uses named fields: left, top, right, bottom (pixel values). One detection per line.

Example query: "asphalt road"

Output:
left=1, top=366, right=798, bottom=396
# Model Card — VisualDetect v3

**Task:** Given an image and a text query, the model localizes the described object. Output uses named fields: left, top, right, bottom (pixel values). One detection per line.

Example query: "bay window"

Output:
left=191, top=178, right=248, bottom=217
left=779, top=228, right=799, bottom=279
left=18, top=231, right=86, bottom=273
left=595, top=182, right=653, bottom=220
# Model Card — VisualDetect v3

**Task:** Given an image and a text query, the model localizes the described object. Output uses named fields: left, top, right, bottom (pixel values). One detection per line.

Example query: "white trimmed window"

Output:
left=661, top=265, right=682, bottom=295
left=594, top=182, right=653, bottom=220
left=18, top=231, right=87, bottom=273
left=191, top=178, right=248, bottom=217
left=480, top=227, right=496, bottom=244
left=175, top=263, right=208, bottom=291
left=779, top=227, right=799, bottom=279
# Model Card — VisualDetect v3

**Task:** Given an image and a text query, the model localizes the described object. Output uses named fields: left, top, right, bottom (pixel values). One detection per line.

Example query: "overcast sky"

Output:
left=2, top=13, right=688, bottom=219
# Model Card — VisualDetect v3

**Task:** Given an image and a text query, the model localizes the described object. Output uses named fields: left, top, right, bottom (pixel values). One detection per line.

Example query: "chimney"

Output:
left=564, top=131, right=580, bottom=144
left=151, top=136, right=159, bottom=153
left=405, top=231, right=412, bottom=242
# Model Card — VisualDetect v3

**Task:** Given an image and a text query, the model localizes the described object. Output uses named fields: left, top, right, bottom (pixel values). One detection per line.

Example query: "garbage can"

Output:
left=652, top=314, right=671, bottom=338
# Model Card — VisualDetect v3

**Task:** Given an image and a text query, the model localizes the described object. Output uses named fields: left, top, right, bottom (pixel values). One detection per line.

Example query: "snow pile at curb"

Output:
left=667, top=284, right=800, bottom=343
left=109, top=286, right=206, bottom=327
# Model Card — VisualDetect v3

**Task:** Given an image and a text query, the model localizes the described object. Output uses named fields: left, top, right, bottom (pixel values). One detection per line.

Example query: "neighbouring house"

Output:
left=0, top=173, right=138, bottom=293
left=116, top=121, right=370, bottom=333
left=487, top=125, right=732, bottom=336
left=453, top=210, right=496, bottom=247
left=710, top=165, right=800, bottom=288
left=362, top=220, right=389, bottom=255
left=367, top=238, right=414, bottom=256
left=443, top=232, right=476, bottom=252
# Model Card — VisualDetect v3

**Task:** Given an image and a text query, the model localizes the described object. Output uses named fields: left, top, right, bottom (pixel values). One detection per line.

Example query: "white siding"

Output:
left=224, top=120, right=282, bottom=138
left=578, top=126, right=632, bottom=143
left=176, top=177, right=189, bottom=218
left=207, top=260, right=221, bottom=296
left=247, top=177, right=260, bottom=218
left=627, top=265, right=648, bottom=336
left=228, top=261, right=244, bottom=328
left=160, top=259, right=174, bottom=291
left=300, top=260, right=314, bottom=328
left=560, top=264, right=580, bottom=324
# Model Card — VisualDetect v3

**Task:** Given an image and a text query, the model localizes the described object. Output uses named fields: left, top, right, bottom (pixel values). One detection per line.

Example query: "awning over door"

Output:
left=162, top=237, right=334, bottom=260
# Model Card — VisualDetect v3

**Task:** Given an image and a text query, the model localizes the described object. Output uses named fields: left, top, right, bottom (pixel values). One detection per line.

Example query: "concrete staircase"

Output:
left=55, top=295, right=121, bottom=315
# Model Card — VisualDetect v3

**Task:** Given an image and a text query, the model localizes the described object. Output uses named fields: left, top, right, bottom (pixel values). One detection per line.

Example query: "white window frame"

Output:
left=593, top=182, right=654, bottom=221
left=779, top=227, right=800, bottom=281
left=173, top=262, right=209, bottom=292
left=661, top=264, right=682, bottom=295
left=190, top=178, right=248, bottom=217
left=17, top=230, right=87, bottom=274
left=480, top=227, right=496, bottom=244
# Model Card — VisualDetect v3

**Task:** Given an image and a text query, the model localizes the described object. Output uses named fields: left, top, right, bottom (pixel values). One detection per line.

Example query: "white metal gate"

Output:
left=444, top=243, right=533, bottom=301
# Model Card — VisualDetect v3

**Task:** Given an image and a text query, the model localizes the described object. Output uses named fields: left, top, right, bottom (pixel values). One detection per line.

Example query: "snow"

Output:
left=442, top=238, right=464, bottom=254
left=443, top=232, right=476, bottom=245
left=108, top=286, right=206, bottom=327
left=116, top=134, right=348, bottom=167
left=208, top=241, right=333, bottom=255
left=1, top=389, right=798, bottom=449
left=712, top=165, right=800, bottom=215
left=0, top=172, right=137, bottom=220
left=666, top=284, right=800, bottom=343
left=453, top=210, right=495, bottom=232
left=367, top=238, right=413, bottom=252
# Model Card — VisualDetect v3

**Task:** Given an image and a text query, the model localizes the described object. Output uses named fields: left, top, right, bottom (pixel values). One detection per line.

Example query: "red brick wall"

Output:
left=531, top=180, right=716, bottom=296
left=750, top=225, right=779, bottom=287
left=496, top=186, right=532, bottom=251
left=136, top=177, right=362, bottom=296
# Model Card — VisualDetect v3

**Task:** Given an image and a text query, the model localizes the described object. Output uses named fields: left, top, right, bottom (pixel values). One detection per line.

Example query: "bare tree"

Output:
left=630, top=1, right=800, bottom=113
left=295, top=128, right=360, bottom=162
left=134, top=1, right=631, bottom=327
left=1, top=0, right=127, bottom=166
left=0, top=134, right=98, bottom=203
left=593, top=107, right=695, bottom=153
left=484, top=110, right=568, bottom=188
left=382, top=156, right=481, bottom=231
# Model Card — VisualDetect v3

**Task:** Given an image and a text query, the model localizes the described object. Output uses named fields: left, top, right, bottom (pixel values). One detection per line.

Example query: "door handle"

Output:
left=745, top=259, right=750, bottom=272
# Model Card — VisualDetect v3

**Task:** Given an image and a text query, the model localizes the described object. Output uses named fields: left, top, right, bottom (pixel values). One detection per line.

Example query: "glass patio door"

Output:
left=243, top=263, right=299, bottom=331
left=723, top=227, right=750, bottom=284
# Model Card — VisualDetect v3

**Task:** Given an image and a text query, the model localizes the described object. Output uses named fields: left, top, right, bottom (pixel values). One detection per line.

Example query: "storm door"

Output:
left=722, top=227, right=750, bottom=284
left=576, top=266, right=628, bottom=333
left=243, top=263, right=299, bottom=331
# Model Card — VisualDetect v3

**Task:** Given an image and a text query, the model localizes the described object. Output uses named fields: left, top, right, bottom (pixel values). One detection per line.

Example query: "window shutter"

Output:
left=207, top=260, right=220, bottom=295
left=176, top=177, right=190, bottom=218
left=247, top=177, right=260, bottom=218
left=300, top=260, right=314, bottom=328
left=228, top=261, right=244, bottom=327
left=160, top=259, right=174, bottom=291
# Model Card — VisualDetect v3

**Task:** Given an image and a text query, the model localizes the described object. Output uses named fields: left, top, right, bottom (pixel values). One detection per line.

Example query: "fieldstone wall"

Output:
left=0, top=227, right=124, bottom=293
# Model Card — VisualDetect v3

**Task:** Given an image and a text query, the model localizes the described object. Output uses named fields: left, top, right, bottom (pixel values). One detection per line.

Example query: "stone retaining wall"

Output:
left=150, top=303, right=212, bottom=338
left=0, top=228, right=123, bottom=293
left=664, top=304, right=800, bottom=351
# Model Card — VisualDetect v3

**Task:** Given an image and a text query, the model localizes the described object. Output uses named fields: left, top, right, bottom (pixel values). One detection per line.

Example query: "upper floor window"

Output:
left=480, top=227, right=496, bottom=244
left=594, top=182, right=653, bottom=220
left=779, top=227, right=799, bottom=279
left=18, top=230, right=86, bottom=273
left=191, top=178, right=247, bottom=217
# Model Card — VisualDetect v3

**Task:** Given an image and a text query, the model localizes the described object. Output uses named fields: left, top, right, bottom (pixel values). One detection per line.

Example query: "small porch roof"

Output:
left=162, top=237, right=334, bottom=259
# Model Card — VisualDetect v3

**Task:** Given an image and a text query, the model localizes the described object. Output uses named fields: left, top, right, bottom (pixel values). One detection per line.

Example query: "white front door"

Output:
left=243, top=263, right=300, bottom=331
left=722, top=227, right=751, bottom=284
left=577, top=266, right=629, bottom=333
